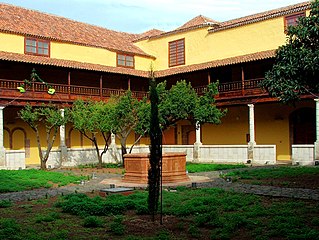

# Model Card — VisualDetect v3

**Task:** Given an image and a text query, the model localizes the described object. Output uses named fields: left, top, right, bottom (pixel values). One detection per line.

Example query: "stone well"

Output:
left=122, top=152, right=190, bottom=184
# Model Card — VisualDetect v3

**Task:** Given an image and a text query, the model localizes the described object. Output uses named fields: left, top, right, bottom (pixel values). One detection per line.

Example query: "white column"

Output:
left=248, top=104, right=256, bottom=145
left=59, top=109, right=68, bottom=166
left=0, top=106, right=6, bottom=166
left=314, top=99, right=319, bottom=160
left=60, top=109, right=66, bottom=146
left=247, top=104, right=255, bottom=162
left=193, top=122, right=202, bottom=162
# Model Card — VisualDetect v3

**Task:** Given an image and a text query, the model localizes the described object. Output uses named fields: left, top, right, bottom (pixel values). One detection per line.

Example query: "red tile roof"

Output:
left=0, top=51, right=149, bottom=77
left=137, top=1, right=310, bottom=41
left=210, top=1, right=310, bottom=33
left=176, top=15, right=220, bottom=30
left=155, top=50, right=276, bottom=78
left=0, top=3, right=153, bottom=58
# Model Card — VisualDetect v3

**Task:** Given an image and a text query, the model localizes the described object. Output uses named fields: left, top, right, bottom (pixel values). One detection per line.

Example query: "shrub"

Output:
left=0, top=218, right=20, bottom=239
left=83, top=216, right=103, bottom=228
left=0, top=200, right=12, bottom=208
left=110, top=215, right=125, bottom=236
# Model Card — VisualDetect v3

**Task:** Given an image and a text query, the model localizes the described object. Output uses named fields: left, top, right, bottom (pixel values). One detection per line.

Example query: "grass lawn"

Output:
left=0, top=169, right=85, bottom=193
left=0, top=188, right=318, bottom=239
left=186, top=162, right=247, bottom=173
left=225, top=166, right=319, bottom=189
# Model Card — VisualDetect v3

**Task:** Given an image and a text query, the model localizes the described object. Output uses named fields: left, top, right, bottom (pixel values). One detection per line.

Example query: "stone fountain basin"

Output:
left=123, top=152, right=190, bottom=184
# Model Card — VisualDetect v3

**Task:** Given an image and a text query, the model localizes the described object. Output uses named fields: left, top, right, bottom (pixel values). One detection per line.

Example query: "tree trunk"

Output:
left=35, top=128, right=47, bottom=170
left=92, top=138, right=103, bottom=169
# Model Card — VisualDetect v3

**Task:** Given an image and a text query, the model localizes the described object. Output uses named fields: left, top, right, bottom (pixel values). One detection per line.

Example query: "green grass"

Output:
left=225, top=166, right=319, bottom=180
left=53, top=189, right=319, bottom=239
left=78, top=163, right=121, bottom=169
left=0, top=169, right=85, bottom=193
left=1, top=188, right=318, bottom=239
left=186, top=162, right=247, bottom=173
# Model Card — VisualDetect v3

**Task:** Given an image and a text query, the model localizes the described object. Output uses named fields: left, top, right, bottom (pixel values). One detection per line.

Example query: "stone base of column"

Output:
left=247, top=142, right=255, bottom=164
left=314, top=141, right=319, bottom=161
left=60, top=145, right=68, bottom=167
left=0, top=146, right=6, bottom=167
left=193, top=142, right=202, bottom=163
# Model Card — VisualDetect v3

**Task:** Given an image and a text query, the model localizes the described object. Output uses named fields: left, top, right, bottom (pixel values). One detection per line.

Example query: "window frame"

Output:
left=284, top=12, right=306, bottom=31
left=24, top=38, right=50, bottom=57
left=116, top=53, right=135, bottom=68
left=169, top=38, right=185, bottom=67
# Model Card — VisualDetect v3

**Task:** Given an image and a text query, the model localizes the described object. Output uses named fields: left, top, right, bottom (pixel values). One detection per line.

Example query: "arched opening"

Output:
left=290, top=107, right=315, bottom=144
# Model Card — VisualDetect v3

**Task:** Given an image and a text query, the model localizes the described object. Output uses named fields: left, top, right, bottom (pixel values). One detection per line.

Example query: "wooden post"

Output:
left=207, top=71, right=211, bottom=85
left=241, top=67, right=245, bottom=96
left=68, top=72, right=71, bottom=99
left=128, top=78, right=131, bottom=90
left=100, top=75, right=103, bottom=99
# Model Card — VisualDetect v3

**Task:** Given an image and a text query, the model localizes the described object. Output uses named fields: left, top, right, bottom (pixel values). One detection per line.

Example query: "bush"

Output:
left=110, top=215, right=125, bottom=236
left=0, top=218, right=20, bottom=239
left=83, top=216, right=103, bottom=228
left=0, top=200, right=12, bottom=208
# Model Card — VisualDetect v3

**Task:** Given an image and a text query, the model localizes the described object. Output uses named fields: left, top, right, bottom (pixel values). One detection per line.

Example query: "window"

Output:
left=285, top=12, right=305, bottom=29
left=117, top=53, right=134, bottom=68
left=169, top=38, right=185, bottom=67
left=25, top=38, right=50, bottom=56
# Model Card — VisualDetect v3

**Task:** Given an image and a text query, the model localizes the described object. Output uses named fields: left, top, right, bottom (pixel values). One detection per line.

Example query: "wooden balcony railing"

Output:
left=0, top=78, right=265, bottom=104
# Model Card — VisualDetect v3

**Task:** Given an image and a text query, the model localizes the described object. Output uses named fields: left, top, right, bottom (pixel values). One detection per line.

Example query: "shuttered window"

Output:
left=25, top=38, right=50, bottom=56
left=285, top=12, right=305, bottom=30
left=169, top=38, right=185, bottom=67
left=117, top=53, right=134, bottom=68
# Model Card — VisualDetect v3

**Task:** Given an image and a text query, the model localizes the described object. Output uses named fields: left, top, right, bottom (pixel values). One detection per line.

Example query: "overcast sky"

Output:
left=1, top=0, right=306, bottom=33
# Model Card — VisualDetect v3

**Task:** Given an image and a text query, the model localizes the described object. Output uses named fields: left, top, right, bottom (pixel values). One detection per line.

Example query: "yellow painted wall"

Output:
left=0, top=32, right=24, bottom=54
left=51, top=42, right=116, bottom=67
left=202, top=101, right=315, bottom=160
left=135, top=16, right=288, bottom=71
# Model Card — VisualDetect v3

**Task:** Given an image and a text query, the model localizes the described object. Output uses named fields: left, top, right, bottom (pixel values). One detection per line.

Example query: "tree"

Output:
left=148, top=77, right=162, bottom=222
left=261, top=0, right=319, bottom=103
left=111, top=91, right=150, bottom=163
left=70, top=100, right=114, bottom=168
left=158, top=80, right=225, bottom=130
left=19, top=104, right=68, bottom=170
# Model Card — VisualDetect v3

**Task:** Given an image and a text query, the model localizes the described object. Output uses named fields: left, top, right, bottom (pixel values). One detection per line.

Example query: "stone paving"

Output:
left=0, top=171, right=318, bottom=202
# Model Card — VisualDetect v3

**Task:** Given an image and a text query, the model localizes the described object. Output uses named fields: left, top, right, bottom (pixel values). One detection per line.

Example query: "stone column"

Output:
left=110, top=132, right=120, bottom=163
left=193, top=122, right=202, bottom=162
left=314, top=99, right=319, bottom=161
left=0, top=106, right=6, bottom=167
left=59, top=109, right=68, bottom=166
left=248, top=104, right=256, bottom=162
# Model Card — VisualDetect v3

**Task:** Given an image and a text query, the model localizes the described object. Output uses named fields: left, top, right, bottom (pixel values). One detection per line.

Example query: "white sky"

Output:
left=1, top=0, right=307, bottom=33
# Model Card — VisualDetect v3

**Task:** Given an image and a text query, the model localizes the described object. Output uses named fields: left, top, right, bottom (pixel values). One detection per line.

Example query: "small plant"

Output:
left=0, top=218, right=20, bottom=239
left=83, top=216, right=103, bottom=228
left=156, top=229, right=171, bottom=240
left=35, top=212, right=61, bottom=223
left=188, top=224, right=201, bottom=238
left=109, top=215, right=125, bottom=236
left=0, top=200, right=12, bottom=208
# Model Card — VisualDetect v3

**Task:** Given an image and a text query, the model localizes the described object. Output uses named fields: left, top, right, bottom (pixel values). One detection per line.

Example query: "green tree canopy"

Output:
left=158, top=80, right=225, bottom=129
left=262, top=0, right=319, bottom=103
left=70, top=100, right=114, bottom=168
left=19, top=104, right=68, bottom=170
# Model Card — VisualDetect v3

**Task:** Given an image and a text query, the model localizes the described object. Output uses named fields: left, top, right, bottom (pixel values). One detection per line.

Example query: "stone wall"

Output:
left=292, top=144, right=314, bottom=166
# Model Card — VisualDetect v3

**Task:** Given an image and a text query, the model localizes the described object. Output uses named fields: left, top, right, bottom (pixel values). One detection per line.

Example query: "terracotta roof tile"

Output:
left=176, top=15, right=220, bottom=30
left=0, top=3, right=152, bottom=58
left=155, top=50, right=276, bottom=78
left=0, top=51, right=149, bottom=77
left=209, top=1, right=310, bottom=33
left=138, top=1, right=310, bottom=41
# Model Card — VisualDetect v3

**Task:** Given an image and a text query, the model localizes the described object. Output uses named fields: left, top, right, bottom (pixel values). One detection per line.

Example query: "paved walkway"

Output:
left=0, top=171, right=318, bottom=202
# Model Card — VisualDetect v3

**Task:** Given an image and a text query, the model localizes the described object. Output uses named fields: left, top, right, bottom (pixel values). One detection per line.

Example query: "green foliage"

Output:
left=109, top=215, right=125, bottom=235
left=0, top=200, right=13, bottom=208
left=0, top=218, right=20, bottom=240
left=83, top=216, right=104, bottom=228
left=262, top=0, right=319, bottom=103
left=35, top=212, right=60, bottom=223
left=157, top=80, right=225, bottom=129
left=156, top=229, right=171, bottom=240
left=186, top=162, right=247, bottom=173
left=0, top=169, right=84, bottom=193
left=19, top=104, right=68, bottom=169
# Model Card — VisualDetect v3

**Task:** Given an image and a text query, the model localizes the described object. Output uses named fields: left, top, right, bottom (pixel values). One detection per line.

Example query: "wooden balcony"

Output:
left=0, top=78, right=267, bottom=106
